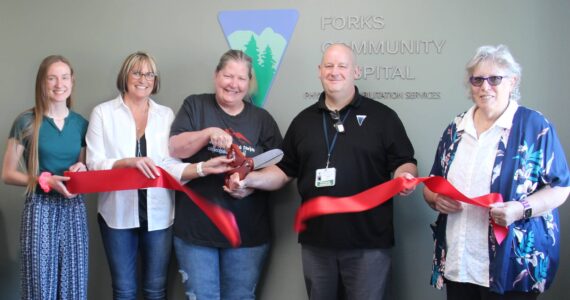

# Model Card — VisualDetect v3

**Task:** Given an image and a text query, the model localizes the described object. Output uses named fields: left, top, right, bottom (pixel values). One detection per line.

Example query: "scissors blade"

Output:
left=252, top=149, right=284, bottom=170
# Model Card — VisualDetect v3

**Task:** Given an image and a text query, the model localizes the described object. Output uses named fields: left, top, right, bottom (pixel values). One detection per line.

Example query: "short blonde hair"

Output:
left=116, top=51, right=160, bottom=95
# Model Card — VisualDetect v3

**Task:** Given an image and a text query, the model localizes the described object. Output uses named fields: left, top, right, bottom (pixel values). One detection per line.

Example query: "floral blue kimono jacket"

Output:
left=429, top=106, right=570, bottom=294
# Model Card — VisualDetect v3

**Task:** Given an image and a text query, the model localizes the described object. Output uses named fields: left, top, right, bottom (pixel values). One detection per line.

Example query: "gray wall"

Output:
left=1, top=0, right=569, bottom=299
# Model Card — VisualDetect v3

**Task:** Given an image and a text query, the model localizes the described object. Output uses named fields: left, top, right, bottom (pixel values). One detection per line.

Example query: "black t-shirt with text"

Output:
left=170, top=94, right=282, bottom=247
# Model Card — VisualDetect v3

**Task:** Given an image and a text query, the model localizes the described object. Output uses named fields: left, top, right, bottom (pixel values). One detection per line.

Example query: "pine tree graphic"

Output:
left=243, top=35, right=276, bottom=107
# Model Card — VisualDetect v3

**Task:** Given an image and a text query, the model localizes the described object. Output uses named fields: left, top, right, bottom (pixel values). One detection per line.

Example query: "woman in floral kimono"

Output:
left=423, top=45, right=570, bottom=300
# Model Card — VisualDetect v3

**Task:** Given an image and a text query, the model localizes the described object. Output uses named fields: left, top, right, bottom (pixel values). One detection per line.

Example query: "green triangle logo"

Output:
left=218, top=9, right=299, bottom=107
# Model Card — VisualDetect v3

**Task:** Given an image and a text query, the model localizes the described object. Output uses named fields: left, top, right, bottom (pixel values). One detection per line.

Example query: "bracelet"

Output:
left=38, top=172, right=52, bottom=193
left=196, top=162, right=206, bottom=177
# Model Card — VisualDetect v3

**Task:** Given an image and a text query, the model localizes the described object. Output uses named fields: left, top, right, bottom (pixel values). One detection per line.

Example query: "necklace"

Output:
left=127, top=100, right=149, bottom=133
left=47, top=108, right=69, bottom=120
left=135, top=109, right=148, bottom=131
left=46, top=108, right=69, bottom=131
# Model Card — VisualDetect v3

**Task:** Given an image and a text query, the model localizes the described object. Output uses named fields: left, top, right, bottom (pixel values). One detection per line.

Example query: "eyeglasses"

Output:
left=131, top=71, right=157, bottom=80
left=469, top=76, right=507, bottom=87
left=330, top=110, right=340, bottom=121
left=330, top=110, right=345, bottom=133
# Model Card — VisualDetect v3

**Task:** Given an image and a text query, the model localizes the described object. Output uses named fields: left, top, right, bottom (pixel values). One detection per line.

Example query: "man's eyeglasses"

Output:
left=469, top=76, right=507, bottom=87
left=131, top=71, right=157, bottom=80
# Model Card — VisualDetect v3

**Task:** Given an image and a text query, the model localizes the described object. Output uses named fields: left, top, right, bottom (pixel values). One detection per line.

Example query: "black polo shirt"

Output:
left=278, top=87, right=416, bottom=249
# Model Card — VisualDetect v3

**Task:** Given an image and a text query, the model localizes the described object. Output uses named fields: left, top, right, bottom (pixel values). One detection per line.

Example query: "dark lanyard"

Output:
left=322, top=108, right=351, bottom=168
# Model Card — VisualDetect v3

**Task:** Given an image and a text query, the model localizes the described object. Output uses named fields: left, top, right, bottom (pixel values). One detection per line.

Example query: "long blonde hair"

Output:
left=22, top=55, right=74, bottom=193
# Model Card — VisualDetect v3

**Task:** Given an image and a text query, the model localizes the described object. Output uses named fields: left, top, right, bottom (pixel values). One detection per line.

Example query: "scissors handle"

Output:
left=224, top=144, right=254, bottom=188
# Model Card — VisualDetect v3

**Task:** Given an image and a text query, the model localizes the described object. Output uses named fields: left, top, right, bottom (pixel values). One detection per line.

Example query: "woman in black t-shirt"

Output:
left=169, top=49, right=282, bottom=300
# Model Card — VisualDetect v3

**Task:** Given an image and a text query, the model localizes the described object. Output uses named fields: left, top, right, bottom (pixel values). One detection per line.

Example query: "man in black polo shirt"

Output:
left=226, top=43, right=417, bottom=300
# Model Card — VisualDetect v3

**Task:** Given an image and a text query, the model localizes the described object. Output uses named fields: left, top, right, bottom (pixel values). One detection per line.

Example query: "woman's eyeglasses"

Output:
left=131, top=71, right=157, bottom=80
left=469, top=75, right=507, bottom=87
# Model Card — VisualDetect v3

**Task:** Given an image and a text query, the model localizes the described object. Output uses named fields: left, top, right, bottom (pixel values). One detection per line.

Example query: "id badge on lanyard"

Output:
left=315, top=108, right=350, bottom=188
left=315, top=167, right=336, bottom=187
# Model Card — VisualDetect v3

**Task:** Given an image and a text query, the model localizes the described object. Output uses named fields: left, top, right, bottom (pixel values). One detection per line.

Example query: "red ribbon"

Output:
left=294, top=176, right=508, bottom=244
left=64, top=168, right=241, bottom=247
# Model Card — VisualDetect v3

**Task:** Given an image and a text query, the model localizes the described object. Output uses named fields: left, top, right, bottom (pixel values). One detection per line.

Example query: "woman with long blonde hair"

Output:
left=1, top=55, right=89, bottom=299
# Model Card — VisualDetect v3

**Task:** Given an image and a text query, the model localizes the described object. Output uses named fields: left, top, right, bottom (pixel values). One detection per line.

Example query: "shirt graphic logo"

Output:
left=225, top=128, right=252, bottom=145
left=356, top=115, right=367, bottom=126
left=218, top=9, right=299, bottom=107
left=208, top=128, right=255, bottom=156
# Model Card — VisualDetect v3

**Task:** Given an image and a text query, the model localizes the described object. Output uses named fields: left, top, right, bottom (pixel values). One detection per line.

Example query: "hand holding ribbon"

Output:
left=65, top=167, right=241, bottom=247
left=294, top=176, right=507, bottom=244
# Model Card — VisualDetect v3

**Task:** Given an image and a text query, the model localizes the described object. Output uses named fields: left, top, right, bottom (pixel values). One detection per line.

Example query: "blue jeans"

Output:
left=98, top=215, right=172, bottom=300
left=174, top=236, right=269, bottom=300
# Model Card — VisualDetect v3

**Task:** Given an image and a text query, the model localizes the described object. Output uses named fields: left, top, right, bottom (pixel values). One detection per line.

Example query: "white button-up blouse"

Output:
left=86, top=95, right=188, bottom=231
left=444, top=101, right=518, bottom=286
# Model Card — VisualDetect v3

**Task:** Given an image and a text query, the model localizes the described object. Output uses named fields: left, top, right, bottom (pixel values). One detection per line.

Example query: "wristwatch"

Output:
left=520, top=200, right=532, bottom=219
